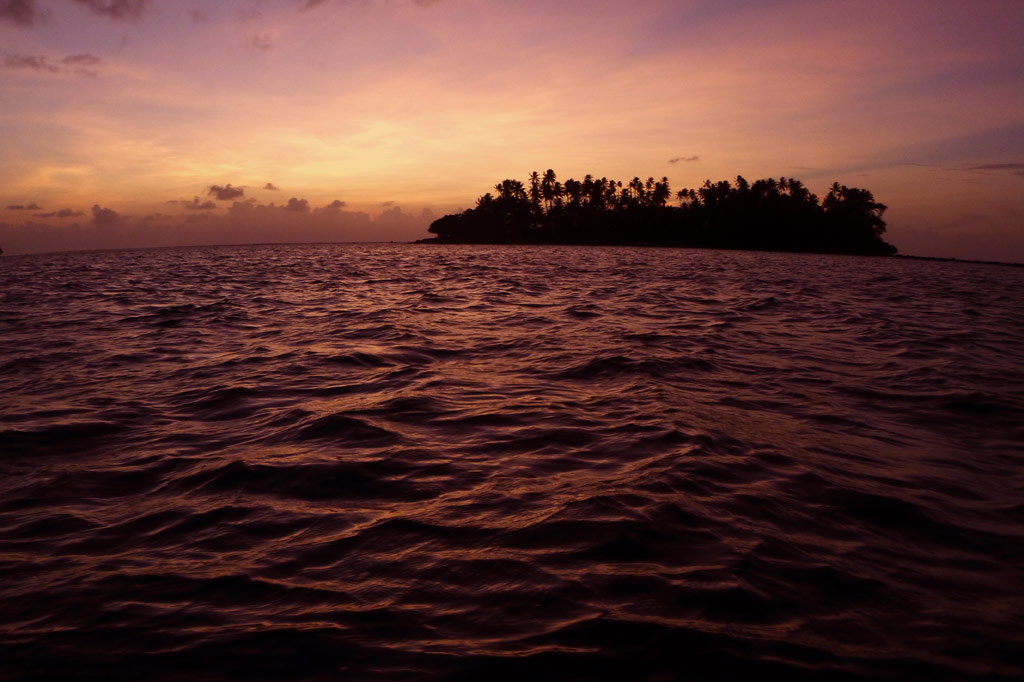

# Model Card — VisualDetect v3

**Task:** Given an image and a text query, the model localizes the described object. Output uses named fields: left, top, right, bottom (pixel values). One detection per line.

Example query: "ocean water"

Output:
left=1, top=243, right=1022, bottom=681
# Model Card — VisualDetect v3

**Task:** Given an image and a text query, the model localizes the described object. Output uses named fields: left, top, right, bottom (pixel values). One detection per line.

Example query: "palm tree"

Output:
left=602, top=180, right=619, bottom=210
left=552, top=181, right=564, bottom=208
left=652, top=176, right=671, bottom=207
left=589, top=177, right=608, bottom=210
left=528, top=171, right=541, bottom=210
left=786, top=178, right=809, bottom=202
left=541, top=169, right=556, bottom=211
left=823, top=183, right=891, bottom=253
left=627, top=177, right=645, bottom=207
left=564, top=178, right=583, bottom=208
left=582, top=174, right=594, bottom=206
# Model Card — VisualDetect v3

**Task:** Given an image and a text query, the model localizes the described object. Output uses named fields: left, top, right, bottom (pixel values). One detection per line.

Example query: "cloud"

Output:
left=965, top=163, right=1024, bottom=176
left=285, top=197, right=310, bottom=212
left=316, top=199, right=347, bottom=214
left=6, top=203, right=41, bottom=210
left=33, top=208, right=85, bottom=218
left=91, top=204, right=121, bottom=227
left=4, top=54, right=59, bottom=72
left=0, top=0, right=36, bottom=25
left=299, top=0, right=439, bottom=11
left=380, top=200, right=396, bottom=208
left=0, top=203, right=435, bottom=255
left=5, top=52, right=102, bottom=76
left=4, top=0, right=140, bottom=28
left=62, top=53, right=101, bottom=66
left=251, top=33, right=272, bottom=51
left=891, top=209, right=1024, bottom=262
left=668, top=155, right=701, bottom=164
left=181, top=196, right=218, bottom=210
left=207, top=184, right=245, bottom=200
left=71, top=0, right=148, bottom=20
left=263, top=182, right=280, bottom=191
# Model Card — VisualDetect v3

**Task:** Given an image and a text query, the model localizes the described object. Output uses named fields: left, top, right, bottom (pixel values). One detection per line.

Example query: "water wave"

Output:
left=1, top=244, right=1022, bottom=681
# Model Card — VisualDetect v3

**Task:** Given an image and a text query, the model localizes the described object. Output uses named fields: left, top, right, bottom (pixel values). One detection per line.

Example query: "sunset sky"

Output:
left=1, top=0, right=1022, bottom=259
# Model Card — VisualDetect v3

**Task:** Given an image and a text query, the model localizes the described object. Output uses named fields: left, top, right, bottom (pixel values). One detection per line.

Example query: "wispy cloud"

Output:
left=251, top=33, right=273, bottom=51
left=33, top=208, right=85, bottom=218
left=62, top=53, right=101, bottom=66
left=668, top=155, right=700, bottom=164
left=6, top=203, right=42, bottom=210
left=71, top=0, right=148, bottom=21
left=965, top=163, right=1024, bottom=176
left=5, top=52, right=102, bottom=76
left=299, top=0, right=441, bottom=11
left=0, top=0, right=37, bottom=26
left=4, top=54, right=58, bottom=72
left=263, top=182, right=280, bottom=191
left=2, top=0, right=172, bottom=27
left=180, top=196, right=218, bottom=210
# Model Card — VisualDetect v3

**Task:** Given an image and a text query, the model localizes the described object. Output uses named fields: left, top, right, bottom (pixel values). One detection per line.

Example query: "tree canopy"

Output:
left=424, top=170, right=897, bottom=256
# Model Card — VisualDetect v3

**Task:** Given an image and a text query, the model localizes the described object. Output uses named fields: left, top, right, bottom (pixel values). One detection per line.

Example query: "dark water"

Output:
left=2, top=244, right=1023, bottom=681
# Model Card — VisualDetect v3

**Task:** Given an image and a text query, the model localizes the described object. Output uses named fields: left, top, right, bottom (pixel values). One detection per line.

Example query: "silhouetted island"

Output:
left=420, top=170, right=897, bottom=255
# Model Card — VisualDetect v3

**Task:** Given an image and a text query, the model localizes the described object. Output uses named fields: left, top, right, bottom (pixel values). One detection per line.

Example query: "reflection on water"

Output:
left=1, top=244, right=1023, bottom=681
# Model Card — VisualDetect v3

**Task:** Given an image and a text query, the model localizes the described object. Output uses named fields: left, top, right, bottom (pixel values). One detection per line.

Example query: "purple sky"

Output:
left=1, top=0, right=1022, bottom=258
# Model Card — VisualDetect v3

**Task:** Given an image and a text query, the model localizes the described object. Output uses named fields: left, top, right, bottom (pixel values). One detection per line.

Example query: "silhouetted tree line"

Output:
left=424, top=170, right=897, bottom=255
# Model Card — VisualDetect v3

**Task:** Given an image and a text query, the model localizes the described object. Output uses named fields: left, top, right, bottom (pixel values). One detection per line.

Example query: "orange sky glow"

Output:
left=1, top=0, right=1022, bottom=259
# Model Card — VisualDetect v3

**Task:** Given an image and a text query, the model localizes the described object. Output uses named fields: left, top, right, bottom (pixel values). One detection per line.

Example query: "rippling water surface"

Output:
left=2, top=244, right=1023, bottom=681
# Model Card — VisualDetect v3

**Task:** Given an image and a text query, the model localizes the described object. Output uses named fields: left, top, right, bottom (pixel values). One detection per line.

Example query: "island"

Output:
left=420, top=170, right=897, bottom=255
